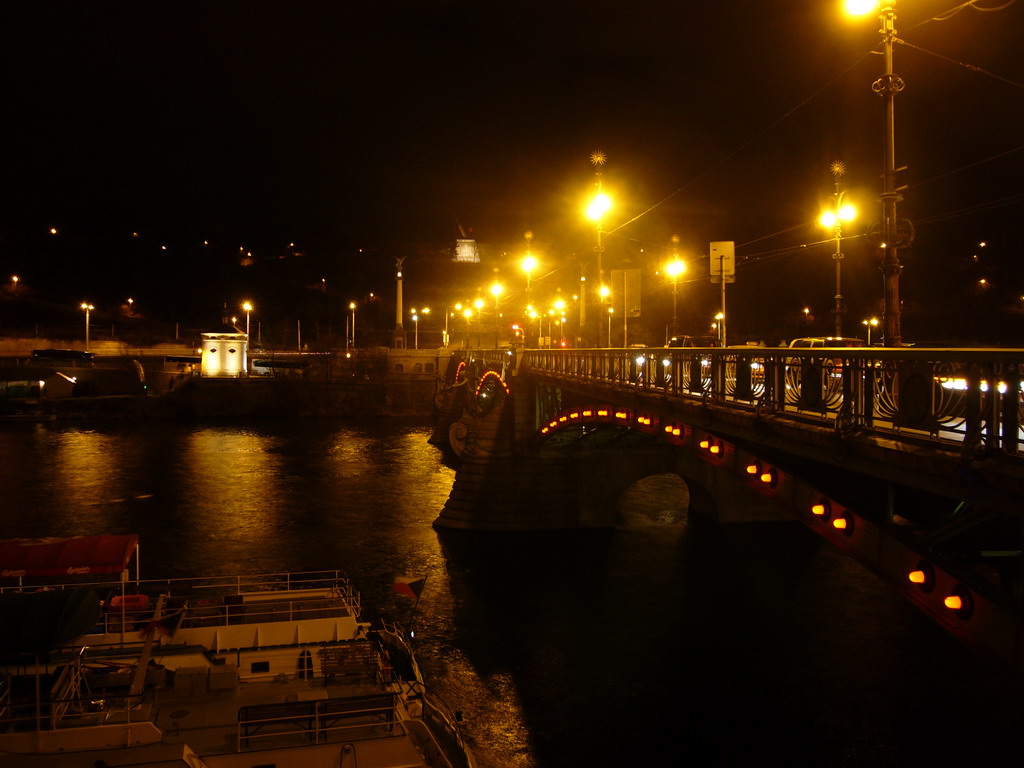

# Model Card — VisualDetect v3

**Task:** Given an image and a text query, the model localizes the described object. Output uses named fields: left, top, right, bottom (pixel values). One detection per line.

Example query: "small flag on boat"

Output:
left=392, top=575, right=426, bottom=600
left=139, top=610, right=184, bottom=639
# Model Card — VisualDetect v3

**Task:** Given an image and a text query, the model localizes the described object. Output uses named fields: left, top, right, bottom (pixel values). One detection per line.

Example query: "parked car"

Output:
left=787, top=337, right=865, bottom=349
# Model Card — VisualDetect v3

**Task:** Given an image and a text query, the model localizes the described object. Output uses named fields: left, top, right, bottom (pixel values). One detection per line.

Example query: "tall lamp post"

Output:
left=80, top=303, right=94, bottom=351
left=242, top=301, right=253, bottom=337
left=862, top=316, right=879, bottom=345
left=521, top=238, right=537, bottom=346
left=348, top=302, right=357, bottom=348
left=845, top=0, right=912, bottom=346
left=410, top=307, right=429, bottom=349
left=585, top=151, right=611, bottom=346
left=818, top=162, right=856, bottom=338
left=489, top=282, right=503, bottom=348
left=665, top=236, right=686, bottom=340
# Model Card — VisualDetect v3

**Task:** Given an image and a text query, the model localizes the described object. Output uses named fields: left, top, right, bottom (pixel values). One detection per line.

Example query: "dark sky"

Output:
left=2, top=1, right=1022, bottom=342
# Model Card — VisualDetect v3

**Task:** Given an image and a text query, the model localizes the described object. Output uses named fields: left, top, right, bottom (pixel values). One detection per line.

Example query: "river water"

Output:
left=1, top=418, right=1022, bottom=767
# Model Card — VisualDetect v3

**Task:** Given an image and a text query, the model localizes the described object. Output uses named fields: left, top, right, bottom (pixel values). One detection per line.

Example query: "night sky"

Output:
left=1, top=1, right=1022, bottom=344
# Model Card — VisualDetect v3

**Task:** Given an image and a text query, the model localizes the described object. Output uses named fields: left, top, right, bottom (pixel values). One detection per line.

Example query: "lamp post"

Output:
left=521, top=239, right=537, bottom=347
left=607, top=307, right=614, bottom=348
left=348, top=302, right=357, bottom=348
left=463, top=307, right=474, bottom=348
left=818, top=161, right=856, bottom=338
left=80, top=303, right=94, bottom=350
left=410, top=307, right=429, bottom=349
left=845, top=0, right=911, bottom=346
left=489, top=282, right=503, bottom=348
left=665, top=236, right=686, bottom=339
left=862, top=316, right=879, bottom=345
left=586, top=151, right=611, bottom=346
left=242, top=301, right=253, bottom=338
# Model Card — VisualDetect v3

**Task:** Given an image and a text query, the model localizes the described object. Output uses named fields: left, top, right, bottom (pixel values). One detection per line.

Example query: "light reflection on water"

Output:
left=2, top=420, right=1024, bottom=767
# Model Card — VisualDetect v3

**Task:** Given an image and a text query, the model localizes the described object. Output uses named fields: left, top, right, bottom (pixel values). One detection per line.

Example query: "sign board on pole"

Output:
left=709, top=241, right=735, bottom=284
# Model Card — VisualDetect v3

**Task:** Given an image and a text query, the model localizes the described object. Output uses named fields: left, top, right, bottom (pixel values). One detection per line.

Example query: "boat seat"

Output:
left=319, top=641, right=377, bottom=684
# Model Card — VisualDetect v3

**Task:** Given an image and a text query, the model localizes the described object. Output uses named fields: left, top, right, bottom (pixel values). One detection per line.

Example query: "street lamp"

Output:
left=862, top=316, right=879, bottom=345
left=242, top=301, right=253, bottom=337
left=844, top=0, right=912, bottom=346
left=489, top=282, right=503, bottom=347
left=348, top=301, right=357, bottom=348
left=585, top=151, right=612, bottom=345
left=818, top=161, right=856, bottom=337
left=714, top=312, right=725, bottom=346
left=410, top=307, right=429, bottom=349
left=80, top=303, right=94, bottom=350
left=607, top=307, right=614, bottom=348
left=665, top=235, right=686, bottom=339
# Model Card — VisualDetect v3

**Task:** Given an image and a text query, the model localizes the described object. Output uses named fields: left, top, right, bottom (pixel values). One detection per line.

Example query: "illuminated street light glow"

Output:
left=819, top=161, right=856, bottom=337
left=80, top=302, right=94, bottom=351
left=242, top=300, right=253, bottom=337
left=666, top=236, right=686, bottom=338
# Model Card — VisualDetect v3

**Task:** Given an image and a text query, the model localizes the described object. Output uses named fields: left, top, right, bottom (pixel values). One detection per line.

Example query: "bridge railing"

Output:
left=520, top=347, right=1024, bottom=459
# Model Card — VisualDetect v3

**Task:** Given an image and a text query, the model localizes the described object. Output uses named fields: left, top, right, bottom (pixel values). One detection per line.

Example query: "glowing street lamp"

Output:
left=410, top=307, right=430, bottom=349
left=665, top=236, right=686, bottom=338
left=862, top=316, right=879, bottom=345
left=844, top=0, right=911, bottom=346
left=585, top=151, right=612, bottom=345
left=818, top=161, right=856, bottom=337
left=242, top=301, right=253, bottom=337
left=348, top=301, right=357, bottom=348
left=80, top=302, right=94, bottom=351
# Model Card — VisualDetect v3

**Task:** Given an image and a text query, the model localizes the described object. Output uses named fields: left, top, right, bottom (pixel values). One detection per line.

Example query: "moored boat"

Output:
left=0, top=535, right=474, bottom=768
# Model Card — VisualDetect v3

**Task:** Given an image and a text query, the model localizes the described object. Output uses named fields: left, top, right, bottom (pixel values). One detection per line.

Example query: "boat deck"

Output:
left=2, top=671, right=430, bottom=768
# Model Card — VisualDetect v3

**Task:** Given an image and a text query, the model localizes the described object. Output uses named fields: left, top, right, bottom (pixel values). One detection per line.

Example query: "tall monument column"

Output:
left=392, top=256, right=407, bottom=349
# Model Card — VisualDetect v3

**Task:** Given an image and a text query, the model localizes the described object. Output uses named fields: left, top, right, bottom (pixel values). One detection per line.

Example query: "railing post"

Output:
left=1000, top=364, right=1020, bottom=455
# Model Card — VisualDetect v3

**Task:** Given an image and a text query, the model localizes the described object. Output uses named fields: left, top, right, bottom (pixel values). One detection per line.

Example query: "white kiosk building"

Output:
left=200, top=331, right=248, bottom=377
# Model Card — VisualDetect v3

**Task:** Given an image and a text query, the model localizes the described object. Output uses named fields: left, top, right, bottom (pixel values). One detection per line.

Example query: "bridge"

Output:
left=429, top=345, right=1024, bottom=674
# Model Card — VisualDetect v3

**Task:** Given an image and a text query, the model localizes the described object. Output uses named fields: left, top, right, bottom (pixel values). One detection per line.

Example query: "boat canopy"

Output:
left=0, top=534, right=138, bottom=578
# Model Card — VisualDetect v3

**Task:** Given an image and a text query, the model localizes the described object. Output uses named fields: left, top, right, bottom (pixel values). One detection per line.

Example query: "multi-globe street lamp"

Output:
left=844, top=0, right=911, bottom=346
left=80, top=303, right=94, bottom=350
left=818, top=162, right=856, bottom=338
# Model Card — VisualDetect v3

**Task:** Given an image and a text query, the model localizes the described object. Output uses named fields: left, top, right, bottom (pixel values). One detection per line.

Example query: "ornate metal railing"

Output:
left=519, top=347, right=1024, bottom=460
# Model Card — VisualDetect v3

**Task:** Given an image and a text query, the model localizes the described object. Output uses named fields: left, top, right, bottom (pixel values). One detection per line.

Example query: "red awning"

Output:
left=0, top=535, right=138, bottom=578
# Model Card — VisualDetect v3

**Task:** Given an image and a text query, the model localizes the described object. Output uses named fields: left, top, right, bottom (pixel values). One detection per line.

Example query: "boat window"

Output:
left=250, top=661, right=270, bottom=674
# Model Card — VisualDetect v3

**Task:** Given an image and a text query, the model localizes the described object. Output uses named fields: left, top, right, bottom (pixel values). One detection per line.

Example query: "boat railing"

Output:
left=415, top=681, right=475, bottom=768
left=237, top=692, right=403, bottom=750
left=1, top=569, right=360, bottom=609
left=0, top=665, right=143, bottom=734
